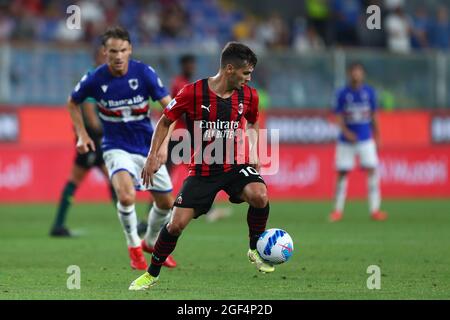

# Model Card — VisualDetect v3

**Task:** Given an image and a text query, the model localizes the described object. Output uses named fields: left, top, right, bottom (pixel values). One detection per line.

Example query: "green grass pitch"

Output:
left=0, top=199, right=449, bottom=299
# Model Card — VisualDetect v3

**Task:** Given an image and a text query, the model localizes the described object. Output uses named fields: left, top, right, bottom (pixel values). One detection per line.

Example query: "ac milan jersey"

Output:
left=164, top=79, right=259, bottom=176
left=334, top=84, right=377, bottom=143
left=71, top=60, right=169, bottom=156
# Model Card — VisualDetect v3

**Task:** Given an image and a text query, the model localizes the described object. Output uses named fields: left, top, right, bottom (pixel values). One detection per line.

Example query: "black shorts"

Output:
left=74, top=139, right=104, bottom=169
left=174, top=164, right=266, bottom=217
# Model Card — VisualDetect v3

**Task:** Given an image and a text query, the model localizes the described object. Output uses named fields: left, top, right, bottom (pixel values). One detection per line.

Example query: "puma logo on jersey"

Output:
left=201, top=104, right=211, bottom=112
left=101, top=85, right=108, bottom=93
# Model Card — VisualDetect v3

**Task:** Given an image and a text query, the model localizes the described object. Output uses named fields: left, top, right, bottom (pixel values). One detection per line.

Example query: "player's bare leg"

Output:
left=111, top=171, right=147, bottom=270
left=367, top=168, right=387, bottom=221
left=50, top=164, right=89, bottom=237
left=100, top=164, right=118, bottom=204
left=71, top=164, right=90, bottom=185
left=142, top=192, right=178, bottom=267
left=239, top=182, right=274, bottom=273
left=130, top=207, right=194, bottom=290
left=330, top=170, right=348, bottom=222
left=205, top=206, right=233, bottom=223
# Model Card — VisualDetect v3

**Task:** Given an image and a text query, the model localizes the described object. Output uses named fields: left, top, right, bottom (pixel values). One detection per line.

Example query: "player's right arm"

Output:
left=142, top=115, right=174, bottom=187
left=334, top=89, right=357, bottom=143
left=245, top=87, right=261, bottom=172
left=335, top=114, right=357, bottom=142
left=68, top=98, right=96, bottom=154
left=69, top=72, right=96, bottom=154
left=156, top=94, right=177, bottom=165
left=83, top=99, right=103, bottom=136
left=143, top=65, right=177, bottom=165
left=142, top=84, right=192, bottom=187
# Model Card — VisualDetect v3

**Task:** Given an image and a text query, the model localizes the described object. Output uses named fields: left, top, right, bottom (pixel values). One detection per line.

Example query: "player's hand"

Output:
left=141, top=154, right=161, bottom=187
left=344, top=131, right=358, bottom=143
left=76, top=134, right=96, bottom=154
left=374, top=135, right=381, bottom=149
left=157, top=144, right=169, bottom=165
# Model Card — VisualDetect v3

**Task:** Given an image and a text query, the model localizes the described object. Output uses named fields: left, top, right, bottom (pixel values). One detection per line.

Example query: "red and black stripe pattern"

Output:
left=187, top=79, right=253, bottom=177
left=149, top=225, right=179, bottom=277
left=247, top=204, right=270, bottom=250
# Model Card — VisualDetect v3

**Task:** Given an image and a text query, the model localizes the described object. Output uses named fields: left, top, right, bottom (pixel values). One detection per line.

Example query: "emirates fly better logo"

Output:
left=168, top=123, right=280, bottom=176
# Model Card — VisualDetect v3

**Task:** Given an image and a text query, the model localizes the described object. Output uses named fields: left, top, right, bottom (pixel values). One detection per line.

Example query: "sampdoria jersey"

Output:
left=164, top=79, right=259, bottom=177
left=71, top=59, right=169, bottom=156
left=334, top=84, right=377, bottom=143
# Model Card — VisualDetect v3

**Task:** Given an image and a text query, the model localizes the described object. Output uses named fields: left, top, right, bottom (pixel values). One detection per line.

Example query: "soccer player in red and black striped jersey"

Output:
left=129, top=42, right=274, bottom=290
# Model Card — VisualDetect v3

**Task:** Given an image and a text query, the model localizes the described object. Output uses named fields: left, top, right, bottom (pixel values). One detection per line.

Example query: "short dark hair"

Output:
left=348, top=61, right=365, bottom=71
left=220, top=42, right=257, bottom=69
left=101, top=26, right=131, bottom=46
left=179, top=54, right=196, bottom=65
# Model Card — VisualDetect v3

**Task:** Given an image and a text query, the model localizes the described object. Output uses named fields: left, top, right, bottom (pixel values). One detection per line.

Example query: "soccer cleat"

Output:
left=128, top=246, right=148, bottom=270
left=247, top=249, right=275, bottom=273
left=141, top=240, right=177, bottom=268
left=50, top=226, right=72, bottom=237
left=329, top=210, right=343, bottom=222
left=371, top=211, right=388, bottom=221
left=129, top=272, right=159, bottom=291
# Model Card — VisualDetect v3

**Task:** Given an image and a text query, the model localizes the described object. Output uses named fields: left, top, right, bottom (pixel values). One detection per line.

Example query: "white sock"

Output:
left=368, top=171, right=381, bottom=214
left=144, top=203, right=171, bottom=247
left=334, top=175, right=348, bottom=213
left=117, top=202, right=141, bottom=247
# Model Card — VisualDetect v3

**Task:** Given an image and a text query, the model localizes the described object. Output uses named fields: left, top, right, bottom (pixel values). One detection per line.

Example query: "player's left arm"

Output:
left=371, top=111, right=380, bottom=147
left=370, top=87, right=381, bottom=147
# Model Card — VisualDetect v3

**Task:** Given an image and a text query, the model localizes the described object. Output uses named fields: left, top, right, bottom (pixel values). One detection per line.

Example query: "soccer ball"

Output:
left=257, top=228, right=294, bottom=265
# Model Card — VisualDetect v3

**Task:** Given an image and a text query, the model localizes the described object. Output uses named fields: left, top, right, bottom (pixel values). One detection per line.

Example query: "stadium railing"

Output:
left=0, top=44, right=449, bottom=109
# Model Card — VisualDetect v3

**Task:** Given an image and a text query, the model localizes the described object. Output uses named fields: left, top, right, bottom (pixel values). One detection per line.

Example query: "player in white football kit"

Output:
left=68, top=27, right=177, bottom=269
left=330, top=62, right=388, bottom=222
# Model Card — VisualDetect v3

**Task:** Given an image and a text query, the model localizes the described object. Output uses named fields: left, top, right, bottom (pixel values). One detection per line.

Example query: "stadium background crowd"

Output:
left=1, top=0, right=449, bottom=109
left=1, top=0, right=449, bottom=53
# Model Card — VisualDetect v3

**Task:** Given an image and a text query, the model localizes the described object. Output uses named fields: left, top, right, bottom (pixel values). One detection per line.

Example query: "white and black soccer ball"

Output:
left=257, top=228, right=294, bottom=265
